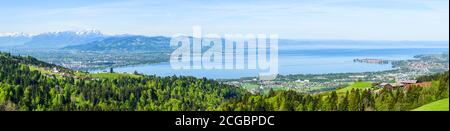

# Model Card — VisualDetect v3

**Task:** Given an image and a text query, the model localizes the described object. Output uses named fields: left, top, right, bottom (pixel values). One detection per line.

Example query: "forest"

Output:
left=0, top=52, right=448, bottom=111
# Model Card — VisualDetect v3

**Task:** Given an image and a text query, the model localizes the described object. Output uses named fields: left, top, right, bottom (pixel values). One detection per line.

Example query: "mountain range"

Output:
left=23, top=30, right=105, bottom=48
left=0, top=30, right=173, bottom=51
left=1, top=30, right=449, bottom=51
left=64, top=35, right=173, bottom=52
left=0, top=33, right=32, bottom=47
left=0, top=30, right=105, bottom=48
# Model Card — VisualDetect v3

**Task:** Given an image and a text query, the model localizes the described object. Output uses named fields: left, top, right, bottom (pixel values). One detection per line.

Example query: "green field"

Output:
left=336, top=81, right=372, bottom=93
left=28, top=65, right=65, bottom=78
left=28, top=65, right=54, bottom=75
left=28, top=65, right=141, bottom=80
left=413, top=98, right=449, bottom=111
left=241, top=83, right=259, bottom=89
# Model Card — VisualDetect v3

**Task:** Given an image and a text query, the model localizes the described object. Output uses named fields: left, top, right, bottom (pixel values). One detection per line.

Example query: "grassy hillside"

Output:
left=413, top=98, right=449, bottom=111
left=337, top=81, right=372, bottom=93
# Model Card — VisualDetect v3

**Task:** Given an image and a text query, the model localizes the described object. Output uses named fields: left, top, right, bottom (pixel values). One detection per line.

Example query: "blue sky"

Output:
left=0, top=0, right=448, bottom=40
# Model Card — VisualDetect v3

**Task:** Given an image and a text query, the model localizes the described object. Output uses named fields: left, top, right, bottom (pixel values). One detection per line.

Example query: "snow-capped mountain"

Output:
left=0, top=32, right=33, bottom=47
left=0, top=32, right=33, bottom=37
left=23, top=30, right=105, bottom=48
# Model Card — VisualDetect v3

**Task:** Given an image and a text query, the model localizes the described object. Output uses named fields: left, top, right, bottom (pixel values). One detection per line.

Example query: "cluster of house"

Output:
left=49, top=67, right=73, bottom=77
left=373, top=80, right=430, bottom=90
left=49, top=67, right=98, bottom=81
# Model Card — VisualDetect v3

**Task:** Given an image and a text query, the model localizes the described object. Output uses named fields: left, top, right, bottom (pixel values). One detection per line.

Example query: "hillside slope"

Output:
left=0, top=52, right=245, bottom=111
left=413, top=98, right=449, bottom=111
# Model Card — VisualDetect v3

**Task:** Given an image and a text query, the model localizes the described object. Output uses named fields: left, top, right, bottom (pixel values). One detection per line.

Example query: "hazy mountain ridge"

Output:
left=0, top=33, right=33, bottom=47
left=23, top=30, right=105, bottom=48
left=1, top=30, right=448, bottom=50
left=63, top=35, right=173, bottom=52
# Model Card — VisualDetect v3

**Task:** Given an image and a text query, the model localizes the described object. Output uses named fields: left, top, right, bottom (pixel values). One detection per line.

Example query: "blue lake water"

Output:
left=103, top=48, right=449, bottom=79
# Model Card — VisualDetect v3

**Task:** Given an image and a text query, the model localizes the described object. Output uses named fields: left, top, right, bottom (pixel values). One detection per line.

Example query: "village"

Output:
left=224, top=53, right=448, bottom=94
left=225, top=70, right=434, bottom=94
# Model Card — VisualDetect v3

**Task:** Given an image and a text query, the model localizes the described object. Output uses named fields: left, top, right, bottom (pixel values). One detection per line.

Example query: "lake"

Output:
left=99, top=48, right=449, bottom=79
